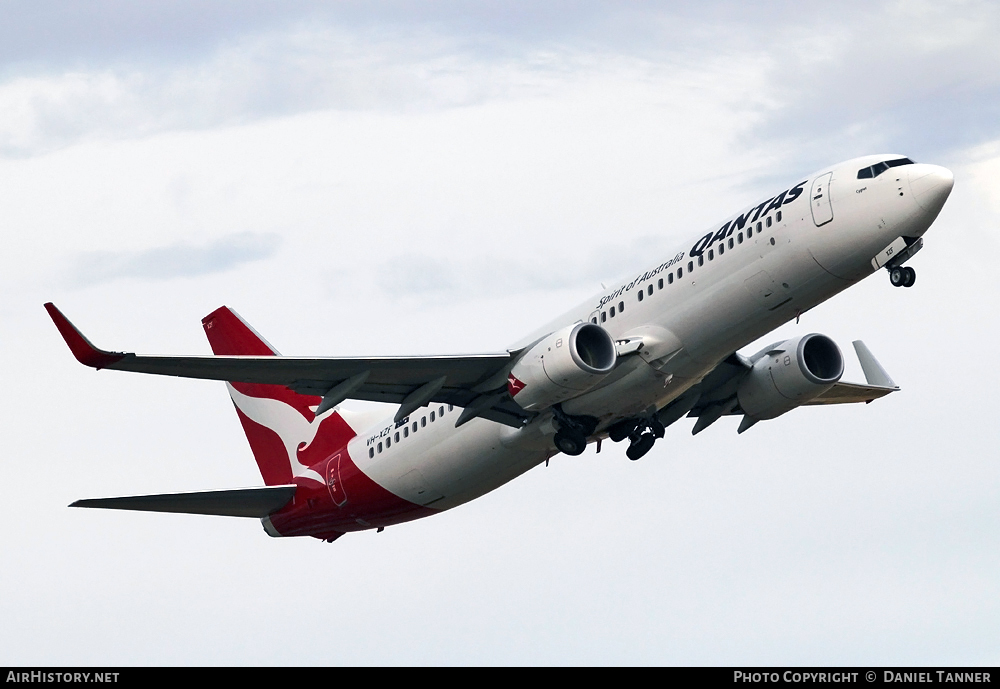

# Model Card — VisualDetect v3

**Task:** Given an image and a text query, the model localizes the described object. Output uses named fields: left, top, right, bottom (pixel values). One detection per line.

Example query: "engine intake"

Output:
left=508, top=322, right=617, bottom=411
left=737, top=333, right=844, bottom=421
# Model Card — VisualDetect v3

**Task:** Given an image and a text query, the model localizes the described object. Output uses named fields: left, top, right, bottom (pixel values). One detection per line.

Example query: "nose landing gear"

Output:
left=889, top=265, right=916, bottom=288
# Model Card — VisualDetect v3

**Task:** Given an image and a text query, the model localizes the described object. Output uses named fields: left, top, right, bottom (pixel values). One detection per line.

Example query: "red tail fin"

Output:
left=201, top=307, right=357, bottom=486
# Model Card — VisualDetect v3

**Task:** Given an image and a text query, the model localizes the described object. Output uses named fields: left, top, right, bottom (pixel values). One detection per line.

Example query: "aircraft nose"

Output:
left=908, top=164, right=954, bottom=215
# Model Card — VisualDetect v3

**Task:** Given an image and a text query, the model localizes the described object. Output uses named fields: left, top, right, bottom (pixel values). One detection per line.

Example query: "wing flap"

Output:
left=70, top=485, right=298, bottom=518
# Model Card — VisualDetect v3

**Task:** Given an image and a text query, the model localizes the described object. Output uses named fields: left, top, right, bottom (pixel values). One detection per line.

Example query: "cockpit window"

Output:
left=857, top=158, right=914, bottom=179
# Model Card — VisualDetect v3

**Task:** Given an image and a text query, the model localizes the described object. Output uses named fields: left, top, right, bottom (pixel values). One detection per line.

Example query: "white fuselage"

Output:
left=345, top=155, right=953, bottom=514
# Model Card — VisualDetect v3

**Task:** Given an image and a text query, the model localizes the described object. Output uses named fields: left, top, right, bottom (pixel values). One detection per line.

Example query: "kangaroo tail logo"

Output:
left=202, top=307, right=357, bottom=486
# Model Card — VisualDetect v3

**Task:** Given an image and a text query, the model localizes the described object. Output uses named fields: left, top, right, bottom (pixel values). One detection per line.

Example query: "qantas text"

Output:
left=595, top=180, right=806, bottom=310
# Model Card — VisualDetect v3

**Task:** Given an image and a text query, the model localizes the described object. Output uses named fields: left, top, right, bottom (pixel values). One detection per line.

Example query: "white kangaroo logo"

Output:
left=227, top=383, right=333, bottom=484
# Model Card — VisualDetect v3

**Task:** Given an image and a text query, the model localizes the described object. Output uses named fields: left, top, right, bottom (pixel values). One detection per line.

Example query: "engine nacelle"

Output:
left=508, top=322, right=617, bottom=411
left=737, top=333, right=844, bottom=421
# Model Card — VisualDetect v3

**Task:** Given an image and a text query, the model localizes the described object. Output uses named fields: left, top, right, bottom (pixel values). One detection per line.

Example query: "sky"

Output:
left=2, top=1, right=999, bottom=666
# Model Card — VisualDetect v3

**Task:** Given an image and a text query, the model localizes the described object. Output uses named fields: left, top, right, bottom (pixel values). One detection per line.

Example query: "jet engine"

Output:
left=508, top=322, right=617, bottom=411
left=737, top=333, right=844, bottom=421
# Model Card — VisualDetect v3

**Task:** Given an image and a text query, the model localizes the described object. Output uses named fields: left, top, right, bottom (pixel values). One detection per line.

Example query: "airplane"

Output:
left=45, top=154, right=954, bottom=543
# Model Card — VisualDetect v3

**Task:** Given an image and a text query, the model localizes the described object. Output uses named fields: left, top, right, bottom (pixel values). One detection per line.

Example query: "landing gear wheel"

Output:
left=889, top=266, right=906, bottom=287
left=608, top=419, right=638, bottom=443
left=626, top=433, right=656, bottom=461
left=554, top=430, right=587, bottom=456
left=902, top=266, right=916, bottom=287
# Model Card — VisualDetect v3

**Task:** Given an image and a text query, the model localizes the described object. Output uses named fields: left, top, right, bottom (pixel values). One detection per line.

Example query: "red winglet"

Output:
left=44, top=303, right=126, bottom=370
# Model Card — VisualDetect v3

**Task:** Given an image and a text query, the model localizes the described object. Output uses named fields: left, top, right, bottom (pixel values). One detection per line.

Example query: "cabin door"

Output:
left=810, top=172, right=834, bottom=227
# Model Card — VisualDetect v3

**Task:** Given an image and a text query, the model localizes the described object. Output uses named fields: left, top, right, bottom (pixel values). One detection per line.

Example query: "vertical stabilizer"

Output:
left=202, top=307, right=358, bottom=486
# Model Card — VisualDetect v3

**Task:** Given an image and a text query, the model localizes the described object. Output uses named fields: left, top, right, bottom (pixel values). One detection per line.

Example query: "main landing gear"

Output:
left=552, top=405, right=598, bottom=457
left=607, top=416, right=665, bottom=461
left=889, top=265, right=916, bottom=288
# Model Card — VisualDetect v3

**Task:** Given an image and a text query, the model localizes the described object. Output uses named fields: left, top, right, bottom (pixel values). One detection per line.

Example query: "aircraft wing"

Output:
left=804, top=380, right=897, bottom=404
left=684, top=339, right=899, bottom=428
left=45, top=303, right=531, bottom=428
left=804, top=340, right=898, bottom=404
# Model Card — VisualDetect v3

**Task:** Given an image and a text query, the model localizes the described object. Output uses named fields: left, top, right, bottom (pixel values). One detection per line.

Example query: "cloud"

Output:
left=0, top=23, right=557, bottom=157
left=5, top=1, right=1000, bottom=167
left=378, top=234, right=679, bottom=300
left=738, top=1, right=1000, bottom=167
left=69, top=232, right=280, bottom=286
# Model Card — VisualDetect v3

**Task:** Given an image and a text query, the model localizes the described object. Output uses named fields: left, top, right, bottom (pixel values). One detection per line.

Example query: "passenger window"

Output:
left=728, top=238, right=734, bottom=249
left=648, top=285, right=653, bottom=295
left=404, top=427, right=409, bottom=438
left=439, top=406, right=444, bottom=416
left=698, top=255, right=704, bottom=266
left=386, top=437, right=391, bottom=448
left=618, top=301, right=624, bottom=312
left=738, top=233, right=743, bottom=244
left=601, top=312, right=607, bottom=323
left=719, top=243, right=724, bottom=255
left=756, top=222, right=762, bottom=233
left=378, top=442, right=383, bottom=453
left=657, top=279, right=663, bottom=289
left=708, top=249, right=714, bottom=260
left=668, top=273, right=674, bottom=284
left=421, top=417, right=426, bottom=427
left=678, top=267, right=683, bottom=278
left=766, top=216, right=772, bottom=228
left=430, top=411, right=435, bottom=422
left=776, top=210, right=782, bottom=222
left=369, top=448, right=374, bottom=458
left=610, top=307, right=615, bottom=317
left=412, top=422, right=417, bottom=432
left=687, top=261, right=693, bottom=272
left=638, top=290, right=643, bottom=302
left=448, top=405, right=453, bottom=411
left=591, top=317, right=597, bottom=324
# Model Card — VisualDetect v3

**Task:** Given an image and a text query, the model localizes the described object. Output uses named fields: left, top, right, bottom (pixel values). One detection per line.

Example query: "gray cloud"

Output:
left=0, top=25, right=537, bottom=157
left=3, top=2, right=999, bottom=171
left=70, top=232, right=280, bottom=286
left=736, top=2, right=1000, bottom=169
left=0, top=2, right=729, bottom=72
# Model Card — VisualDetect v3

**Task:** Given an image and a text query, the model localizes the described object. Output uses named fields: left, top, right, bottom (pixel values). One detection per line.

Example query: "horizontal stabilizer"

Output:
left=70, top=485, right=297, bottom=518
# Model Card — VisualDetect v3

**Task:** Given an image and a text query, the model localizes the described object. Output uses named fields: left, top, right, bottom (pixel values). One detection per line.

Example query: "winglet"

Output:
left=44, top=303, right=126, bottom=370
left=852, top=340, right=898, bottom=389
